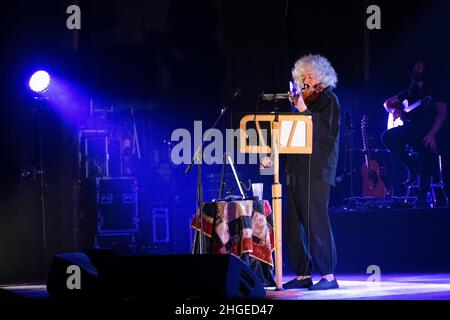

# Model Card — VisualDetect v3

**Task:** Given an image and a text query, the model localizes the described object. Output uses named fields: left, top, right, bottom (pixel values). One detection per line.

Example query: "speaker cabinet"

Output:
left=46, top=252, right=100, bottom=299
left=47, top=252, right=266, bottom=300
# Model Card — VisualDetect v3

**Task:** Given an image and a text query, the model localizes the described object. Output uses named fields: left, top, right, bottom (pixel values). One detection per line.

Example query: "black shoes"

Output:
left=308, top=278, right=339, bottom=291
left=283, top=277, right=313, bottom=290
left=283, top=277, right=340, bottom=291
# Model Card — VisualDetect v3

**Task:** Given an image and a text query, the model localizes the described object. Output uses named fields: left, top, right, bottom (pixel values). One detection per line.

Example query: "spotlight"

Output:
left=29, top=70, right=51, bottom=93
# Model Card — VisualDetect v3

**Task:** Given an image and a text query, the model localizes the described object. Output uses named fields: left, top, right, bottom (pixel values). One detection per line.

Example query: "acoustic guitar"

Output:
left=361, top=115, right=390, bottom=199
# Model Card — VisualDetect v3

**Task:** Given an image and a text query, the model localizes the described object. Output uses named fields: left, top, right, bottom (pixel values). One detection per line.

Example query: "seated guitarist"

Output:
left=381, top=60, right=447, bottom=207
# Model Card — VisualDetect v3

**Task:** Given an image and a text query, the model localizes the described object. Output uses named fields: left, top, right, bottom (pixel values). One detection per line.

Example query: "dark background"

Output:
left=1, top=0, right=449, bottom=282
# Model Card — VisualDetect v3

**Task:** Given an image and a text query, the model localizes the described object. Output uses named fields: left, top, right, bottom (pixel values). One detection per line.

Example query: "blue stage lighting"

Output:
left=29, top=70, right=51, bottom=93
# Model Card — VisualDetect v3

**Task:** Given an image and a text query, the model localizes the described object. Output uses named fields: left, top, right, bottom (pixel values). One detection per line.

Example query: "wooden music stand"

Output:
left=240, top=113, right=313, bottom=290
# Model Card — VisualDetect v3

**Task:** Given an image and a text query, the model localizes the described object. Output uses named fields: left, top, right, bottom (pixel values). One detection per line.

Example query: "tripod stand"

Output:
left=186, top=89, right=242, bottom=254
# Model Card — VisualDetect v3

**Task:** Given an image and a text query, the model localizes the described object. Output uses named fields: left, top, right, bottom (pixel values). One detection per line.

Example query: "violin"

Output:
left=289, top=82, right=326, bottom=108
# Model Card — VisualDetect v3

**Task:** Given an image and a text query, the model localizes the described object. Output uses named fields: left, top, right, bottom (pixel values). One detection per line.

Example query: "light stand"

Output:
left=32, top=98, right=49, bottom=261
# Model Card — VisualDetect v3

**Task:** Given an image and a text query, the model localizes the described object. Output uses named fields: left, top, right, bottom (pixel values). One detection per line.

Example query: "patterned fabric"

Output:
left=191, top=199, right=274, bottom=267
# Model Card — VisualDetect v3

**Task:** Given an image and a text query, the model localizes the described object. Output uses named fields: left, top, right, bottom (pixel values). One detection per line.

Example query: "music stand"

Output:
left=240, top=113, right=313, bottom=290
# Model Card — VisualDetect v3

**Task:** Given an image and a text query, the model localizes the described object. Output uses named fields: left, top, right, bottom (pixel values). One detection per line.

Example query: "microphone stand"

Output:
left=346, top=111, right=355, bottom=198
left=218, top=96, right=238, bottom=200
left=186, top=89, right=241, bottom=254
left=339, top=110, right=355, bottom=199
left=218, top=152, right=226, bottom=200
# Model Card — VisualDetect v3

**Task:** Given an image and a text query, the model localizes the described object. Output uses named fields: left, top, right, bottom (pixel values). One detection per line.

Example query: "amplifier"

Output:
left=96, top=177, right=139, bottom=234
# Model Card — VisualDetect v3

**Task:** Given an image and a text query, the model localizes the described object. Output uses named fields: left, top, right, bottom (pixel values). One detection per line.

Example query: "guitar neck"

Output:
left=364, top=146, right=372, bottom=171
left=404, top=96, right=431, bottom=113
left=361, top=117, right=372, bottom=170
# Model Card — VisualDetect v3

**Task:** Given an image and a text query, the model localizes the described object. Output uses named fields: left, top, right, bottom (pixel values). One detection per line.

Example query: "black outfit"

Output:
left=285, top=87, right=340, bottom=276
left=381, top=83, right=441, bottom=198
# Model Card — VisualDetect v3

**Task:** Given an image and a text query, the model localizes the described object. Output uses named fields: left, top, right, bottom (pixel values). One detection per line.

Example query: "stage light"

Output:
left=29, top=70, right=51, bottom=93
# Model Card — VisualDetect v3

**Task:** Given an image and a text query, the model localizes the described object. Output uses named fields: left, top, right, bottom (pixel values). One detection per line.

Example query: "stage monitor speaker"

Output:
left=47, top=252, right=266, bottom=300
left=46, top=251, right=101, bottom=299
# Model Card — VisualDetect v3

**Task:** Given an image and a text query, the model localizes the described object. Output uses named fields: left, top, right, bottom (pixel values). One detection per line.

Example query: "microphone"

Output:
left=336, top=169, right=356, bottom=183
left=225, top=88, right=242, bottom=105
left=335, top=174, right=345, bottom=183
left=260, top=92, right=289, bottom=101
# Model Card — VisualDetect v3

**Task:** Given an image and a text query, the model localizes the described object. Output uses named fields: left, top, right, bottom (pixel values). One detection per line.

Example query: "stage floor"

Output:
left=267, top=274, right=450, bottom=300
left=2, top=274, right=450, bottom=300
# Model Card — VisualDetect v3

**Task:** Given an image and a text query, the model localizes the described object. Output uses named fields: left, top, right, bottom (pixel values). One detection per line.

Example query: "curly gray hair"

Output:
left=292, top=54, right=338, bottom=90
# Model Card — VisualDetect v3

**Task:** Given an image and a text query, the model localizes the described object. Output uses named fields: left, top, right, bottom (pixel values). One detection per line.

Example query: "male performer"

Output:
left=261, top=54, right=340, bottom=290
left=381, top=61, right=447, bottom=207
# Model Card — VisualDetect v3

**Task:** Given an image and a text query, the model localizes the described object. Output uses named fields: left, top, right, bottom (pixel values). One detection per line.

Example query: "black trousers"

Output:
left=285, top=172, right=337, bottom=276
left=381, top=124, right=436, bottom=191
